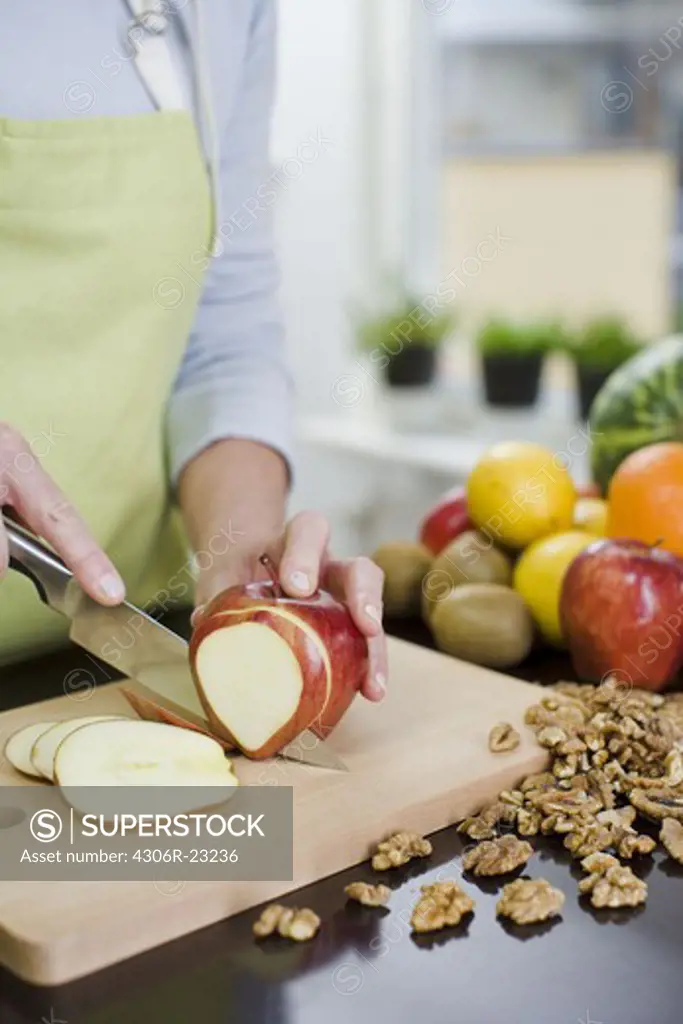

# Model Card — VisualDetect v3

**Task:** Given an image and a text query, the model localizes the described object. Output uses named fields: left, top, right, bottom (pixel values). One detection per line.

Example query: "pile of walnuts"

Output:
left=461, top=679, right=683, bottom=909
left=252, top=677, right=683, bottom=942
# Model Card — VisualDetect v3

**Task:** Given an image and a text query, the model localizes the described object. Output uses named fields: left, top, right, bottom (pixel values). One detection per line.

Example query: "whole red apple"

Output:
left=560, top=538, right=683, bottom=691
left=419, top=487, right=473, bottom=556
left=189, top=557, right=368, bottom=758
left=576, top=482, right=601, bottom=499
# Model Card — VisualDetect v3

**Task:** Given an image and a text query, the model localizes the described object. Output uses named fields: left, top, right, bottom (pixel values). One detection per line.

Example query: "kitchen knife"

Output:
left=4, top=515, right=348, bottom=771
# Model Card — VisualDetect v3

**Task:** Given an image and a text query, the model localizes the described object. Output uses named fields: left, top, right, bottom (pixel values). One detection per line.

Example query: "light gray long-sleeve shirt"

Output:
left=0, top=0, right=292, bottom=484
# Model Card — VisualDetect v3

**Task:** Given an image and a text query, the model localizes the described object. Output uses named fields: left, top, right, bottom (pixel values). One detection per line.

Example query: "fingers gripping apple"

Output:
left=189, top=557, right=369, bottom=759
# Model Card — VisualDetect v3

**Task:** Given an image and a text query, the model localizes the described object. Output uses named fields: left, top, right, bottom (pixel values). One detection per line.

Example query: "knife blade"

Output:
left=4, top=516, right=348, bottom=772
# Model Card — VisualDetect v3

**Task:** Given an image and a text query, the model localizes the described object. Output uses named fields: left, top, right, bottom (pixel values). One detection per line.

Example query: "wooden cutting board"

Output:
left=0, top=637, right=548, bottom=986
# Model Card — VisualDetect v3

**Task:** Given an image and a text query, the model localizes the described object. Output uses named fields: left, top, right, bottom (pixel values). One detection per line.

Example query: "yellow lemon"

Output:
left=466, top=442, right=576, bottom=549
left=572, top=497, right=608, bottom=536
left=513, top=530, right=599, bottom=646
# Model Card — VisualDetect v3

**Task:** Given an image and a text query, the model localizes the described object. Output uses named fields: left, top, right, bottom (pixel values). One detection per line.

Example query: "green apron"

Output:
left=0, top=99, right=212, bottom=661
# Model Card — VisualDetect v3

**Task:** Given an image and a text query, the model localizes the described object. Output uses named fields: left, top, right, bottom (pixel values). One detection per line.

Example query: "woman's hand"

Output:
left=0, top=423, right=125, bottom=604
left=193, top=510, right=387, bottom=702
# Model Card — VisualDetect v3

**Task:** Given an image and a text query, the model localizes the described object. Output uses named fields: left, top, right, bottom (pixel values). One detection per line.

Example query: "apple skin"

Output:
left=189, top=581, right=368, bottom=758
left=419, top=488, right=473, bottom=556
left=560, top=538, right=683, bottom=692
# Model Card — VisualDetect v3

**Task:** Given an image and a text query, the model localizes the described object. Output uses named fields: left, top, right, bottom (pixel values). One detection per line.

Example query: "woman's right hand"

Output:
left=0, top=423, right=125, bottom=605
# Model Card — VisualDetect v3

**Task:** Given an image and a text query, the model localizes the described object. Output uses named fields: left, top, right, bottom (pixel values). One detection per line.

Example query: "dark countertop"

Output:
left=1, top=615, right=682, bottom=1024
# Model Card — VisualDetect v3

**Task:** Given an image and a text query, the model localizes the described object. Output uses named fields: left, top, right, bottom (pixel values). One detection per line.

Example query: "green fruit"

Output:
left=372, top=541, right=433, bottom=618
left=589, top=336, right=683, bottom=493
left=430, top=583, right=534, bottom=669
left=422, top=530, right=512, bottom=621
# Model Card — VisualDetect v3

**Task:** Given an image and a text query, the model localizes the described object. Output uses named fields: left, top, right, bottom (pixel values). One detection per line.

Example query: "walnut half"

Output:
left=630, top=787, right=683, bottom=823
left=462, top=835, right=534, bottom=876
left=410, top=881, right=474, bottom=933
left=372, top=831, right=432, bottom=871
left=488, top=723, right=521, bottom=753
left=252, top=904, right=321, bottom=941
left=578, top=856, right=647, bottom=909
left=660, top=818, right=683, bottom=864
left=344, top=882, right=391, bottom=907
left=496, top=878, right=565, bottom=925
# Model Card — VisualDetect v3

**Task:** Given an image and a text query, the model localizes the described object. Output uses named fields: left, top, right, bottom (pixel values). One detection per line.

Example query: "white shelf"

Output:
left=297, top=399, right=592, bottom=483
left=434, top=0, right=616, bottom=45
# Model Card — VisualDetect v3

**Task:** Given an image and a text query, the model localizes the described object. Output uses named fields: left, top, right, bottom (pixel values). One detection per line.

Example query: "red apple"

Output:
left=576, top=482, right=601, bottom=499
left=419, top=487, right=473, bottom=556
left=560, top=538, right=683, bottom=691
left=189, top=556, right=369, bottom=759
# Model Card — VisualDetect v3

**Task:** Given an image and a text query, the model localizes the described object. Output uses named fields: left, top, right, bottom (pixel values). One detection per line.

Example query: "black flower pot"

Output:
left=575, top=365, right=612, bottom=421
left=481, top=352, right=543, bottom=408
left=384, top=346, right=437, bottom=388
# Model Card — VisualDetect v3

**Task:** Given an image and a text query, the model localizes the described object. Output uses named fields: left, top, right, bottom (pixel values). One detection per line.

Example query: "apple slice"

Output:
left=54, top=719, right=239, bottom=815
left=4, top=721, right=58, bottom=778
left=31, top=716, right=127, bottom=782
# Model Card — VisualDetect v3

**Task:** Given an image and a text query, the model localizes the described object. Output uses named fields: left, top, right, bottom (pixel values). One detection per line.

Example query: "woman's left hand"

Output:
left=192, top=511, right=387, bottom=702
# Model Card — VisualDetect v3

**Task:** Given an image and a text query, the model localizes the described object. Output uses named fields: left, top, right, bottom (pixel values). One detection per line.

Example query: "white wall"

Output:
left=272, top=0, right=421, bottom=414
left=272, top=0, right=365, bottom=413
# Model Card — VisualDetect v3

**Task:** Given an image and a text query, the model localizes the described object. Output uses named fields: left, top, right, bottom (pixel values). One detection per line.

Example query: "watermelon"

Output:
left=589, top=335, right=683, bottom=493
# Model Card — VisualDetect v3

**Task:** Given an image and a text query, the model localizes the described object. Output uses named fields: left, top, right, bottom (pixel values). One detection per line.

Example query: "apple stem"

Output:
left=259, top=554, right=283, bottom=597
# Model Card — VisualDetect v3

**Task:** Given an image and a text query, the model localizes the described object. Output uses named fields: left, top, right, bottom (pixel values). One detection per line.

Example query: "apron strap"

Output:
left=125, top=0, right=189, bottom=111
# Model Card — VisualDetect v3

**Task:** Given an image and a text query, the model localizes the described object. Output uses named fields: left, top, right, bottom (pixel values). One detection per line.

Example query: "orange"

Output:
left=607, top=442, right=683, bottom=556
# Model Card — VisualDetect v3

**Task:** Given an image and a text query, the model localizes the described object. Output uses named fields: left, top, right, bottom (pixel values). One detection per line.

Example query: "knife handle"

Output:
left=3, top=513, right=73, bottom=612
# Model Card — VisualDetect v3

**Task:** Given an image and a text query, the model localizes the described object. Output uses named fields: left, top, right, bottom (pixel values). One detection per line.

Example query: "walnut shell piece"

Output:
left=371, top=831, right=432, bottom=870
left=488, top=722, right=521, bottom=753
left=660, top=817, right=683, bottom=864
left=462, top=835, right=534, bottom=876
left=344, top=881, right=391, bottom=907
left=253, top=904, right=321, bottom=941
left=410, top=881, right=474, bottom=933
left=496, top=878, right=565, bottom=925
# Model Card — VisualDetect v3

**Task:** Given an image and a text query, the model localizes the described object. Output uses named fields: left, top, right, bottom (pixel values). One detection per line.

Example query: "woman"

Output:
left=0, top=0, right=386, bottom=698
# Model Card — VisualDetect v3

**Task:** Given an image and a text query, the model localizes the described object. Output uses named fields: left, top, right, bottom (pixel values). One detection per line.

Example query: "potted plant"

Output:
left=570, top=317, right=642, bottom=420
left=477, top=318, right=560, bottom=408
left=357, top=297, right=455, bottom=388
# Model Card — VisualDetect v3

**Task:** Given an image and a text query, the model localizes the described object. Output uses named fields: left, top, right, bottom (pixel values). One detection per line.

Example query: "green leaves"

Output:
left=569, top=317, right=643, bottom=371
left=476, top=318, right=566, bottom=356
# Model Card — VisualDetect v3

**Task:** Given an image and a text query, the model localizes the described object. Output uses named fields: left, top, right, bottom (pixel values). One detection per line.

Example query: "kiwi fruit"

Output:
left=371, top=541, right=433, bottom=618
left=422, top=530, right=512, bottom=622
left=429, top=582, right=534, bottom=669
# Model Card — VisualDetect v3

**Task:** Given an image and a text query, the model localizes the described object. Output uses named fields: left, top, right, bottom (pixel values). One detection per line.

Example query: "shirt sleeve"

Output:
left=166, top=0, right=294, bottom=487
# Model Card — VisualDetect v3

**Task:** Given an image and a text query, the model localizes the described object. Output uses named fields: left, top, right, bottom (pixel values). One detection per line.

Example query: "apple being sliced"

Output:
left=54, top=719, right=239, bottom=814
left=4, top=721, right=57, bottom=778
left=190, top=556, right=368, bottom=759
